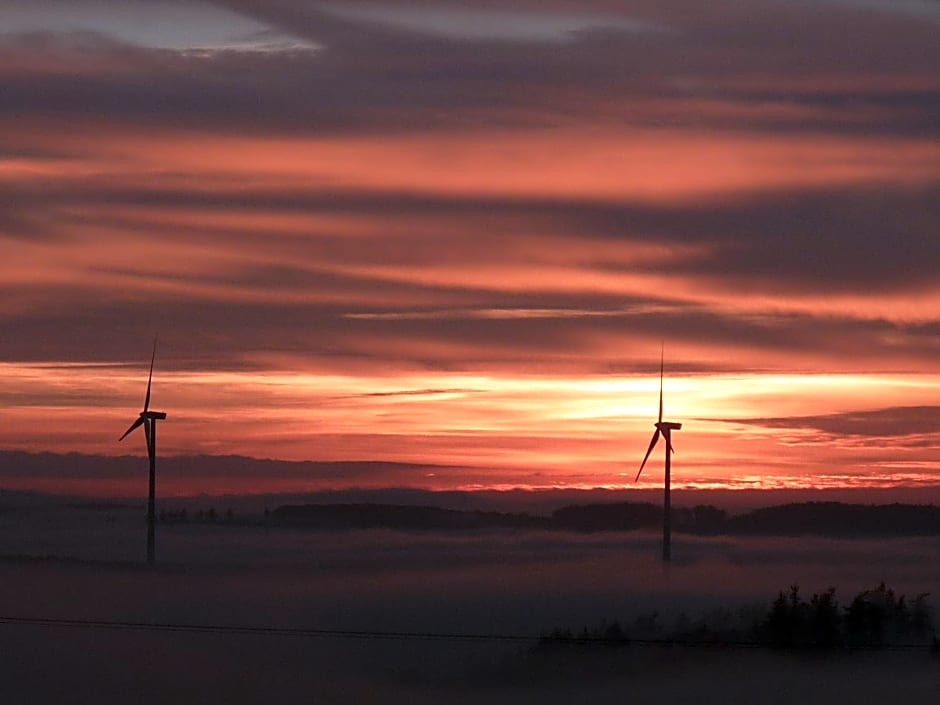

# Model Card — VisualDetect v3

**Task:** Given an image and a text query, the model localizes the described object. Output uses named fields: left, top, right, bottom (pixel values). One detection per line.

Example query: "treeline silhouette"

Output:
left=271, top=503, right=541, bottom=530
left=538, top=583, right=937, bottom=652
left=158, top=507, right=236, bottom=524
left=726, top=502, right=940, bottom=536
left=258, top=501, right=940, bottom=536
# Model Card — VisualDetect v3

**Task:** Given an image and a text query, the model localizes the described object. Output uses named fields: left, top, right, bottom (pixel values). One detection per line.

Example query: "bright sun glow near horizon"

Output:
left=2, top=359, right=938, bottom=494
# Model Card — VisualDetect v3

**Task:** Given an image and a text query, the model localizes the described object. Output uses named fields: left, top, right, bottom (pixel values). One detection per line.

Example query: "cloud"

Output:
left=0, top=0, right=316, bottom=53
left=710, top=406, right=940, bottom=439
left=1, top=0, right=936, bottom=139
left=1, top=169, right=939, bottom=375
left=810, top=0, right=940, bottom=23
left=5, top=169, right=939, bottom=297
left=313, top=2, right=670, bottom=43
left=0, top=0, right=938, bottom=481
left=338, top=388, right=483, bottom=399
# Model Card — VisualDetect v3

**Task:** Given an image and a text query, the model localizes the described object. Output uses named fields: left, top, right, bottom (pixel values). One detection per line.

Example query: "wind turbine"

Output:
left=635, top=348, right=682, bottom=563
left=119, top=336, right=167, bottom=566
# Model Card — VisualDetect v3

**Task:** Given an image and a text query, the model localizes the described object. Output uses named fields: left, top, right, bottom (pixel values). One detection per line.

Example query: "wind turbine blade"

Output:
left=658, top=344, right=664, bottom=424
left=144, top=335, right=157, bottom=412
left=143, top=418, right=152, bottom=455
left=665, top=429, right=675, bottom=454
left=635, top=430, right=661, bottom=482
left=119, top=416, right=145, bottom=441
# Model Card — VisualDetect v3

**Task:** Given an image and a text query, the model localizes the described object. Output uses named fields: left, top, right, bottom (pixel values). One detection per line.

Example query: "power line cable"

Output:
left=0, top=615, right=934, bottom=651
left=0, top=615, right=532, bottom=643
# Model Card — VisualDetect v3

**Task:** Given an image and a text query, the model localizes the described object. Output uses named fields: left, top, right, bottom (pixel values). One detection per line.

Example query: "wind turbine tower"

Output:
left=635, top=349, right=682, bottom=563
left=119, top=337, right=167, bottom=566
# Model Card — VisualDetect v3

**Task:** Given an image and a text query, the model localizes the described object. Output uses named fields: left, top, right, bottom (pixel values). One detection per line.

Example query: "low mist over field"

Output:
left=2, top=494, right=939, bottom=703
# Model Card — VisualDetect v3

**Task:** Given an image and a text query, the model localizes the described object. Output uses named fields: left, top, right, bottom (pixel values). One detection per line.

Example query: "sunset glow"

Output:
left=1, top=0, right=938, bottom=496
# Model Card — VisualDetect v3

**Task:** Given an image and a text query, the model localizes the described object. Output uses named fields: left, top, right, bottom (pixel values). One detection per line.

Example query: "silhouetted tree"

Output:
left=911, top=594, right=933, bottom=641
left=765, top=587, right=796, bottom=647
left=846, top=582, right=892, bottom=646
left=762, top=585, right=845, bottom=648
left=809, top=588, right=841, bottom=647
left=602, top=621, right=627, bottom=646
left=631, top=612, right=661, bottom=639
left=673, top=612, right=692, bottom=636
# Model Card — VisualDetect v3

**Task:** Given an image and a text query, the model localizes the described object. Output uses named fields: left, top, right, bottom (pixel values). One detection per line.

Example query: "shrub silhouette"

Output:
left=540, top=584, right=934, bottom=653
left=844, top=582, right=934, bottom=647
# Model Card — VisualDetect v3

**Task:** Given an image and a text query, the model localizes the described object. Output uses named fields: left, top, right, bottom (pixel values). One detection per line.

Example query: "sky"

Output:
left=1, top=0, right=938, bottom=494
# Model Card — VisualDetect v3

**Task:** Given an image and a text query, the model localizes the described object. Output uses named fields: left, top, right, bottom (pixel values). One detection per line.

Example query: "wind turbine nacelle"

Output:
left=143, top=411, right=167, bottom=420
left=657, top=421, right=682, bottom=431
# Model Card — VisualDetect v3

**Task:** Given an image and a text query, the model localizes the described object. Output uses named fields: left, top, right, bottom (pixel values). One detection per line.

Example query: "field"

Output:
left=2, top=503, right=938, bottom=703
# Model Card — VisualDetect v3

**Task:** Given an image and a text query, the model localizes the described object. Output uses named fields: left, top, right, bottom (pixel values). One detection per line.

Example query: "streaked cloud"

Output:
left=710, top=406, right=940, bottom=439
left=0, top=0, right=316, bottom=53
left=313, top=2, right=670, bottom=42
left=804, top=0, right=940, bottom=22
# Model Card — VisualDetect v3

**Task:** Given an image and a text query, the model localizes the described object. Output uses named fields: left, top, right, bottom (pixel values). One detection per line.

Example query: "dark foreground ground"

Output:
left=3, top=614, right=938, bottom=705
left=1, top=506, right=938, bottom=703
